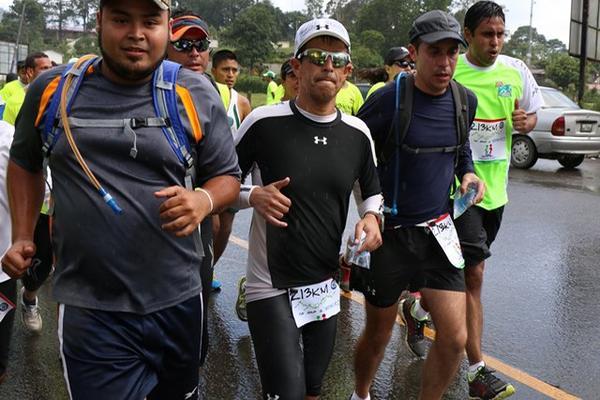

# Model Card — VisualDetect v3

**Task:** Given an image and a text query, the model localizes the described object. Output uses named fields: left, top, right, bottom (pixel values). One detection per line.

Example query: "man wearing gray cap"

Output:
left=1, top=0, right=240, bottom=398
left=351, top=10, right=484, bottom=400
left=234, top=17, right=383, bottom=400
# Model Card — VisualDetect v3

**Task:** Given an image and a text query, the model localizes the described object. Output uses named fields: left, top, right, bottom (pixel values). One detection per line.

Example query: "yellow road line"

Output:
left=229, top=234, right=581, bottom=400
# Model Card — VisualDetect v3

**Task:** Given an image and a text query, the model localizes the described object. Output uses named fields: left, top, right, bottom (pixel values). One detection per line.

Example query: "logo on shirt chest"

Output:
left=314, top=136, right=328, bottom=145
left=496, top=81, right=512, bottom=98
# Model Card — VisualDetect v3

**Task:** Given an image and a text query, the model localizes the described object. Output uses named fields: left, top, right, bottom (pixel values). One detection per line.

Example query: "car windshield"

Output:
left=541, top=88, right=580, bottom=109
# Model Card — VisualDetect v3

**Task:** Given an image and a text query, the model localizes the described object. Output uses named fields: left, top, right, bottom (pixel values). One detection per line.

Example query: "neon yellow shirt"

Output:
left=453, top=54, right=543, bottom=210
left=0, top=80, right=25, bottom=104
left=2, top=89, right=25, bottom=125
left=366, top=81, right=385, bottom=99
left=336, top=81, right=364, bottom=116
left=266, top=81, right=279, bottom=105
left=216, top=82, right=230, bottom=110
left=273, top=84, right=285, bottom=103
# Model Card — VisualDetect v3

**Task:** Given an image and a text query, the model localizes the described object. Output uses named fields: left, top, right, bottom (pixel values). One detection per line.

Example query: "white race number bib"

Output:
left=288, top=278, right=341, bottom=328
left=427, top=213, right=465, bottom=269
left=470, top=118, right=507, bottom=161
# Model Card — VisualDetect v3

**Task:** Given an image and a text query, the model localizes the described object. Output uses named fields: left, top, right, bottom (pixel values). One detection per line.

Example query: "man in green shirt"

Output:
left=401, top=2, right=542, bottom=399
left=335, top=80, right=363, bottom=115
left=263, top=70, right=278, bottom=105
left=3, top=53, right=52, bottom=126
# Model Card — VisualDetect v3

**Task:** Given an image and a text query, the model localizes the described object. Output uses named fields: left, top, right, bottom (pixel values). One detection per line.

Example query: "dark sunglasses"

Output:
left=297, top=48, right=351, bottom=68
left=394, top=60, right=415, bottom=69
left=171, top=38, right=210, bottom=53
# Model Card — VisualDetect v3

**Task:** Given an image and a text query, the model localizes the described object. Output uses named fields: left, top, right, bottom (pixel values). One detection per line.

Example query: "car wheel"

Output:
left=511, top=135, right=538, bottom=169
left=557, top=154, right=585, bottom=169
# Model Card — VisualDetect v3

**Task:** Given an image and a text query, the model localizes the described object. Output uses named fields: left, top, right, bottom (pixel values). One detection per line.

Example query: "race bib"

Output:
left=0, top=292, right=15, bottom=323
left=469, top=118, right=507, bottom=161
left=288, top=278, right=341, bottom=328
left=427, top=213, right=465, bottom=269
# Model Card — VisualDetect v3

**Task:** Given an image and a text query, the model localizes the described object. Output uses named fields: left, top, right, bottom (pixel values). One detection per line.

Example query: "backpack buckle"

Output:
left=130, top=117, right=147, bottom=129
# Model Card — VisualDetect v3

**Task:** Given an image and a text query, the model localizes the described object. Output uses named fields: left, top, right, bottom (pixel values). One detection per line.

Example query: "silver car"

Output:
left=511, top=86, right=600, bottom=169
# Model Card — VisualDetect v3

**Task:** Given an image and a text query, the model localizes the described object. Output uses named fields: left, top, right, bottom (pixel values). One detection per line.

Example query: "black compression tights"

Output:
left=247, top=293, right=338, bottom=399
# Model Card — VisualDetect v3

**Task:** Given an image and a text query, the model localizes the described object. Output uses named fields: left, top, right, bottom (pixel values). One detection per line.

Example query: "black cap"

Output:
left=384, top=47, right=410, bottom=65
left=409, top=10, right=467, bottom=47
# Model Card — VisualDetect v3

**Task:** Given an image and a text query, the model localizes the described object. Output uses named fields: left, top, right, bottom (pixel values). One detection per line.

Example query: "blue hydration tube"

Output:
left=383, top=72, right=407, bottom=216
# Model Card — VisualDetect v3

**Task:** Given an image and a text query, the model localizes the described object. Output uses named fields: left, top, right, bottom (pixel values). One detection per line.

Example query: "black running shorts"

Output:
left=454, top=205, right=504, bottom=268
left=363, top=226, right=466, bottom=308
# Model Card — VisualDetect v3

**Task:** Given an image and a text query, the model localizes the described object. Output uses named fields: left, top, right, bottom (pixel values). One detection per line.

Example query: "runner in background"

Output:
left=365, top=46, right=414, bottom=99
left=210, top=49, right=251, bottom=267
left=263, top=70, right=278, bottom=105
left=336, top=80, right=364, bottom=115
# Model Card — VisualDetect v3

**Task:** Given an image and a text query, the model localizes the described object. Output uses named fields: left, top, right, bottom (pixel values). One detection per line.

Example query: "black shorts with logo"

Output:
left=360, top=226, right=466, bottom=308
left=454, top=205, right=504, bottom=268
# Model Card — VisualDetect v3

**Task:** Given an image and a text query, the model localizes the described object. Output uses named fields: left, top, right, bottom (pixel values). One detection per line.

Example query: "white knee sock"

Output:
left=350, top=391, right=371, bottom=400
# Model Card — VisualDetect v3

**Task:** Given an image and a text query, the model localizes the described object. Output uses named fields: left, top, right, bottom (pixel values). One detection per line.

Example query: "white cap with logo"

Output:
left=294, top=18, right=351, bottom=57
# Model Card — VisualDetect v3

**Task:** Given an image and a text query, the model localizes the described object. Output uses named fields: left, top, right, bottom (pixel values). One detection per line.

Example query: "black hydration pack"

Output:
left=377, top=72, right=470, bottom=168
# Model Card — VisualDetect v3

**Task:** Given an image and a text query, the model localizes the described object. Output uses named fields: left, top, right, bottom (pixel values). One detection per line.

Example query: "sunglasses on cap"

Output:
left=171, top=38, right=210, bottom=53
left=394, top=60, right=415, bottom=69
left=297, top=49, right=351, bottom=68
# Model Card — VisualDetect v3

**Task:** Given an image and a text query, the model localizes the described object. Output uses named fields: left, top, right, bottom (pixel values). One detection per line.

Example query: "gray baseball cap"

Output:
left=409, top=10, right=467, bottom=47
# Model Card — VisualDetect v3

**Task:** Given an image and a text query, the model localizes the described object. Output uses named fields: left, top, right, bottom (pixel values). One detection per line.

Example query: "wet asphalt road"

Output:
left=1, top=157, right=599, bottom=400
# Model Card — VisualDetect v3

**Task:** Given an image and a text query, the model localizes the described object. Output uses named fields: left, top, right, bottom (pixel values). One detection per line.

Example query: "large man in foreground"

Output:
left=1, top=0, right=240, bottom=398
left=235, top=18, right=383, bottom=399
left=352, top=10, right=484, bottom=400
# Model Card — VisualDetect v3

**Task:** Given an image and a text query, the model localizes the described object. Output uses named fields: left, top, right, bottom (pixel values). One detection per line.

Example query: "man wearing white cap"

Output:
left=234, top=17, right=383, bottom=399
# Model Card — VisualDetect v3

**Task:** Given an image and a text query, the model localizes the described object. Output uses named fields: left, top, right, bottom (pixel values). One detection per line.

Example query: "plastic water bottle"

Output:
left=453, top=183, right=477, bottom=219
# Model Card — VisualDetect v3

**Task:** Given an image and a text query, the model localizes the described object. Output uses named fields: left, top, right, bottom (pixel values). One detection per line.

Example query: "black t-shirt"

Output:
left=236, top=100, right=381, bottom=288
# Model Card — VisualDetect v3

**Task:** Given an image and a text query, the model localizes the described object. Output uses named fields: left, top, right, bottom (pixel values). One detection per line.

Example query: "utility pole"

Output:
left=11, top=0, right=27, bottom=74
left=526, top=0, right=534, bottom=66
left=578, top=0, right=589, bottom=105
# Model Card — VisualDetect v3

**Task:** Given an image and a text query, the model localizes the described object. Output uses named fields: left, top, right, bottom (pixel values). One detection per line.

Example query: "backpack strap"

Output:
left=42, top=55, right=98, bottom=160
left=153, top=60, right=201, bottom=189
left=378, top=72, right=413, bottom=165
left=449, top=79, right=469, bottom=168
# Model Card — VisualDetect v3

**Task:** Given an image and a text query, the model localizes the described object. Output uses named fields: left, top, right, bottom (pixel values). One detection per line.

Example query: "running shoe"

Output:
left=20, top=287, right=42, bottom=333
left=398, top=295, right=427, bottom=358
left=235, top=276, right=247, bottom=321
left=469, top=366, right=516, bottom=400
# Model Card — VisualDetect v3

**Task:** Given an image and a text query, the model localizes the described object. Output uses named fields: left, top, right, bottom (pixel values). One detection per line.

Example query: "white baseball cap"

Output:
left=294, top=18, right=351, bottom=57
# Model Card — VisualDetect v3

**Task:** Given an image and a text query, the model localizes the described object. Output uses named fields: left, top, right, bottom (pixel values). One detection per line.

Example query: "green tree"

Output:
left=545, top=53, right=580, bottom=91
left=356, top=0, right=451, bottom=55
left=222, top=3, right=280, bottom=69
left=73, top=35, right=100, bottom=56
left=45, top=0, right=76, bottom=42
left=172, top=0, right=255, bottom=29
left=0, top=0, right=47, bottom=50
left=351, top=45, right=382, bottom=68
left=305, top=0, right=324, bottom=18
left=359, top=30, right=385, bottom=57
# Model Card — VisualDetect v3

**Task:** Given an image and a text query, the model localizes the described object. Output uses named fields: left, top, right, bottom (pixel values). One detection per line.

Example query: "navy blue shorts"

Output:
left=58, top=294, right=203, bottom=400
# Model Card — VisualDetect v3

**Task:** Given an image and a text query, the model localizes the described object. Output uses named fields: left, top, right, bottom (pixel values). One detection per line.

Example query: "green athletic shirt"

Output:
left=266, top=80, right=279, bottom=105
left=366, top=81, right=385, bottom=99
left=453, top=54, right=542, bottom=210
left=3, top=89, right=25, bottom=125
left=336, top=81, right=364, bottom=115
left=0, top=79, right=25, bottom=103
left=273, top=84, right=285, bottom=103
